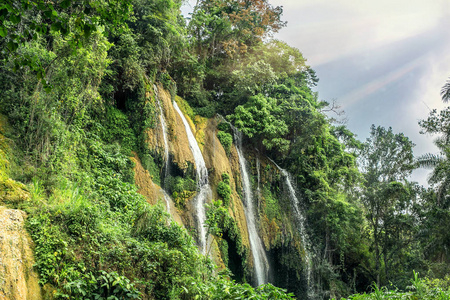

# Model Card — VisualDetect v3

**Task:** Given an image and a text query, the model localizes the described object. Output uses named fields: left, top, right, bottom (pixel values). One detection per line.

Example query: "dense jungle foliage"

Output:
left=0, top=0, right=449, bottom=299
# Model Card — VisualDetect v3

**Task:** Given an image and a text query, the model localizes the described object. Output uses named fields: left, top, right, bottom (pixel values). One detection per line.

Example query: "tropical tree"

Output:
left=441, top=77, right=450, bottom=103
left=359, top=125, right=416, bottom=286
left=416, top=77, right=450, bottom=269
left=189, top=0, right=285, bottom=61
left=0, top=0, right=132, bottom=88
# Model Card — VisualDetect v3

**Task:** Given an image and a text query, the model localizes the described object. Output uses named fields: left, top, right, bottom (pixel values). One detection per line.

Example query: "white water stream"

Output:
left=233, top=128, right=269, bottom=286
left=269, top=158, right=313, bottom=296
left=154, top=85, right=171, bottom=213
left=173, top=101, right=211, bottom=254
left=256, top=157, right=261, bottom=205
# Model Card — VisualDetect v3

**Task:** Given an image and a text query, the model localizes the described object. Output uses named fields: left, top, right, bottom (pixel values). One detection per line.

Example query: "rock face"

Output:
left=140, top=86, right=255, bottom=270
left=146, top=86, right=196, bottom=174
left=0, top=207, right=42, bottom=300
left=132, top=152, right=165, bottom=206
left=202, top=118, right=251, bottom=254
left=132, top=152, right=184, bottom=226
left=126, top=86, right=303, bottom=286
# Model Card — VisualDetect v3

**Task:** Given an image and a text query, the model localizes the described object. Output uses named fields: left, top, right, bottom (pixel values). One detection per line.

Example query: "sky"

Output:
left=181, top=0, right=450, bottom=185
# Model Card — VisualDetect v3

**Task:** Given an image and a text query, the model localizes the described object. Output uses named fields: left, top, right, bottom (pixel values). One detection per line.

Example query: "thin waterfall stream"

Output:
left=173, top=101, right=211, bottom=254
left=154, top=85, right=171, bottom=213
left=233, top=127, right=269, bottom=286
left=269, top=158, right=314, bottom=297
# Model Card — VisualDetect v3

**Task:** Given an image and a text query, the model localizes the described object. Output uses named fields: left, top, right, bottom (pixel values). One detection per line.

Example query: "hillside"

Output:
left=0, top=0, right=449, bottom=299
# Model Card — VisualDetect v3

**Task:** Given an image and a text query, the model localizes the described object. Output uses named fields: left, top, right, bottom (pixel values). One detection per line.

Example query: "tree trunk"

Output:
left=374, top=227, right=380, bottom=287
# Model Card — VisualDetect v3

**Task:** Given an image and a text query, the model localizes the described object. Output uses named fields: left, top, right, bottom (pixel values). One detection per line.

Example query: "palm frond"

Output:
left=441, top=78, right=450, bottom=103
left=416, top=153, right=443, bottom=169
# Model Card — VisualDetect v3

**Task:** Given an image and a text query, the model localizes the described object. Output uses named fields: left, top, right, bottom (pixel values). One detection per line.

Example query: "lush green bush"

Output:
left=205, top=278, right=296, bottom=299
left=217, top=131, right=233, bottom=155
left=206, top=200, right=248, bottom=280
left=195, top=104, right=217, bottom=118
left=164, top=175, right=196, bottom=208
left=217, top=122, right=232, bottom=133
left=217, top=179, right=232, bottom=207
left=338, top=273, right=450, bottom=300
left=96, top=106, right=137, bottom=155
left=63, top=271, right=141, bottom=300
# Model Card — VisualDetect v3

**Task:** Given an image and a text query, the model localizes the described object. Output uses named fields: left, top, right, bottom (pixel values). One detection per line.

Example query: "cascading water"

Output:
left=154, top=85, right=171, bottom=213
left=256, top=157, right=261, bottom=206
left=233, top=128, right=269, bottom=286
left=269, top=158, right=314, bottom=297
left=161, top=189, right=171, bottom=214
left=173, top=101, right=211, bottom=254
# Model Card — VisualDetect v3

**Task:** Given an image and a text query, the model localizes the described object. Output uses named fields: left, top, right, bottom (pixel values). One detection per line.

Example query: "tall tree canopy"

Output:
left=360, top=125, right=416, bottom=286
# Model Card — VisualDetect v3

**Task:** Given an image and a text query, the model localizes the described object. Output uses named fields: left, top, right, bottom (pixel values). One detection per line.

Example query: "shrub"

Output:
left=217, top=181, right=231, bottom=207
left=217, top=122, right=231, bottom=133
left=97, top=106, right=136, bottom=155
left=217, top=131, right=233, bottom=155
left=63, top=271, right=141, bottom=300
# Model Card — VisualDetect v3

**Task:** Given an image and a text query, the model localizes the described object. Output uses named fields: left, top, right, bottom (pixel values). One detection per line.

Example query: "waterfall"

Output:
left=161, top=189, right=171, bottom=214
left=173, top=101, right=211, bottom=254
left=269, top=158, right=313, bottom=297
left=154, top=85, right=171, bottom=213
left=233, top=128, right=269, bottom=286
left=256, top=157, right=261, bottom=206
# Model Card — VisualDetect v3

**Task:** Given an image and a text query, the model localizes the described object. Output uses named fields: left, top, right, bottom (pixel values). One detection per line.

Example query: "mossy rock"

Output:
left=0, top=178, right=30, bottom=204
left=173, top=190, right=196, bottom=209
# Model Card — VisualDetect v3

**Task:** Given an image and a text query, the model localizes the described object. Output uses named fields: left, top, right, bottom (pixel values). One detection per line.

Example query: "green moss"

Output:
left=174, top=96, right=195, bottom=122
left=263, top=185, right=281, bottom=222
left=222, top=173, right=230, bottom=184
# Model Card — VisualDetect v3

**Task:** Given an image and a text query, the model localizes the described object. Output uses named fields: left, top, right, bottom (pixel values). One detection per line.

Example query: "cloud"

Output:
left=271, top=0, right=450, bottom=66
left=179, top=0, right=450, bottom=185
left=267, top=0, right=450, bottom=185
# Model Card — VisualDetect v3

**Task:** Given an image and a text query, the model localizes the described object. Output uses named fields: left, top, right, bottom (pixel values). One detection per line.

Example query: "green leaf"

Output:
left=38, top=24, right=47, bottom=34
left=0, top=26, right=6, bottom=37
left=0, top=8, right=8, bottom=17
left=2, top=4, right=13, bottom=13
left=51, top=22, right=62, bottom=32
left=61, top=0, right=71, bottom=9
left=10, top=14, right=20, bottom=24
left=6, top=41, right=18, bottom=51
left=44, top=10, right=52, bottom=18
left=84, top=5, right=91, bottom=14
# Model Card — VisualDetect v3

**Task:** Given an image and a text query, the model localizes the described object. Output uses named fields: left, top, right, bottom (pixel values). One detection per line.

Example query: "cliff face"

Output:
left=146, top=87, right=196, bottom=174
left=137, top=85, right=304, bottom=285
left=140, top=86, right=253, bottom=267
left=202, top=117, right=250, bottom=255
left=0, top=116, right=42, bottom=299
left=0, top=208, right=42, bottom=300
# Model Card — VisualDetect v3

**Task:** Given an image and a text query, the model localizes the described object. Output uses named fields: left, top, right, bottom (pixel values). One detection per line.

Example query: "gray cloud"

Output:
left=181, top=0, right=450, bottom=184
left=270, top=0, right=450, bottom=185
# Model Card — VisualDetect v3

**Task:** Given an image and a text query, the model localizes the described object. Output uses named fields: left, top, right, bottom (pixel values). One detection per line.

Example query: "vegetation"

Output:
left=217, top=131, right=233, bottom=155
left=216, top=173, right=232, bottom=207
left=337, top=272, right=450, bottom=300
left=0, top=0, right=449, bottom=299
